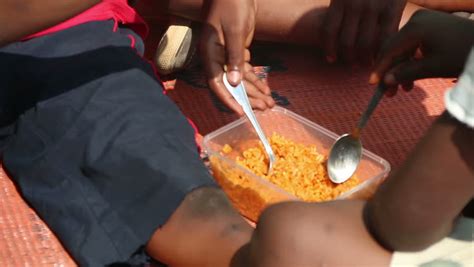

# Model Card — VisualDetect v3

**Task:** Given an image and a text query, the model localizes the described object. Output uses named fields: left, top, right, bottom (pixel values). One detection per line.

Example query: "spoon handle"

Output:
left=356, top=83, right=387, bottom=132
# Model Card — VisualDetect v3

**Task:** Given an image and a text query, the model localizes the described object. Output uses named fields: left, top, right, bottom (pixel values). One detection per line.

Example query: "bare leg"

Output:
left=146, top=187, right=253, bottom=267
left=158, top=0, right=424, bottom=45
left=149, top=0, right=424, bottom=75
left=408, top=0, right=474, bottom=12
left=239, top=200, right=391, bottom=267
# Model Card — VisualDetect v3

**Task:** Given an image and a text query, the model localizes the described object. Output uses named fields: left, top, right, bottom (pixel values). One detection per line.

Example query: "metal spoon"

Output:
left=327, top=84, right=387, bottom=183
left=222, top=73, right=276, bottom=173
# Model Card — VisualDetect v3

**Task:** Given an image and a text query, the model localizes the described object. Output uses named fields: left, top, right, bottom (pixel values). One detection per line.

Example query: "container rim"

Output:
left=202, top=106, right=391, bottom=200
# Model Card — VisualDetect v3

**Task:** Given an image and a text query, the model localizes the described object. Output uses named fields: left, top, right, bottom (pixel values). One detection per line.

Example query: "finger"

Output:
left=244, top=77, right=273, bottom=111
left=321, top=1, right=344, bottom=63
left=222, top=23, right=246, bottom=86
left=401, top=81, right=414, bottom=92
left=245, top=49, right=251, bottom=62
left=357, top=8, right=378, bottom=64
left=384, top=58, right=438, bottom=86
left=370, top=26, right=420, bottom=84
left=201, top=18, right=244, bottom=115
left=208, top=72, right=244, bottom=116
left=378, top=2, right=405, bottom=42
left=339, top=10, right=361, bottom=63
left=243, top=64, right=274, bottom=108
left=244, top=63, right=271, bottom=95
left=385, top=85, right=398, bottom=97
left=246, top=85, right=272, bottom=111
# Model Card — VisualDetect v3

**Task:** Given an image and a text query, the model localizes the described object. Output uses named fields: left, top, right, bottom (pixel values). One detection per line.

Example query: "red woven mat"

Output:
left=0, top=166, right=76, bottom=266
left=167, top=43, right=453, bottom=169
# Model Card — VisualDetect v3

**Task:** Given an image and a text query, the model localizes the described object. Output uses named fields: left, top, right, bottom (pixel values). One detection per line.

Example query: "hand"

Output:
left=200, top=0, right=275, bottom=115
left=370, top=10, right=474, bottom=96
left=321, top=0, right=407, bottom=64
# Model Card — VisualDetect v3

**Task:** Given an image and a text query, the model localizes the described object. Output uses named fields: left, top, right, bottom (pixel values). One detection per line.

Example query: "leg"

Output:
left=155, top=0, right=424, bottom=45
left=151, top=0, right=423, bottom=74
left=1, top=20, right=251, bottom=266
left=408, top=0, right=474, bottom=12
left=147, top=187, right=252, bottom=267
left=241, top=200, right=391, bottom=267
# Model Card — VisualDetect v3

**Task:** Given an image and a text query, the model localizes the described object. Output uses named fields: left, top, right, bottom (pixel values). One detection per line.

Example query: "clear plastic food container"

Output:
left=203, top=106, right=391, bottom=222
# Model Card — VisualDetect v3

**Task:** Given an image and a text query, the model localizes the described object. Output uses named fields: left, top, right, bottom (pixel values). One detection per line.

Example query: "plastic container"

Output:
left=203, top=106, right=391, bottom=222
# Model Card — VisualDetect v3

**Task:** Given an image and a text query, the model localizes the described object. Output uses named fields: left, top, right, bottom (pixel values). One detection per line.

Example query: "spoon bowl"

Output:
left=327, top=84, right=387, bottom=183
left=327, top=134, right=362, bottom=183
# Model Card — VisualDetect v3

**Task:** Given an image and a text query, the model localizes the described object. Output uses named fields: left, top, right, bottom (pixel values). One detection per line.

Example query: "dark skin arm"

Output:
left=365, top=10, right=474, bottom=251
left=0, top=0, right=100, bottom=47
left=365, top=112, right=474, bottom=251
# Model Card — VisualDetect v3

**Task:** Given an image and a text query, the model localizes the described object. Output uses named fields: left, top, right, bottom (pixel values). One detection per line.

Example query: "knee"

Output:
left=250, top=202, right=318, bottom=266
left=183, top=186, right=238, bottom=219
left=180, top=186, right=254, bottom=237
left=256, top=202, right=314, bottom=243
left=257, top=202, right=299, bottom=235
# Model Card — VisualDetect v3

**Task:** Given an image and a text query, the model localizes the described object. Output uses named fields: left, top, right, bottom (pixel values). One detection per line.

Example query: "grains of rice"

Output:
left=222, top=144, right=233, bottom=154
left=232, top=133, right=360, bottom=202
left=210, top=133, right=362, bottom=221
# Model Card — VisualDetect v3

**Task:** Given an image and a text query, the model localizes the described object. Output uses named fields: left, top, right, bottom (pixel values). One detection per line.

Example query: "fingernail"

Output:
left=267, top=97, right=275, bottom=107
left=384, top=74, right=396, bottom=86
left=326, top=55, right=336, bottom=63
left=369, top=73, right=379, bottom=84
left=228, top=70, right=241, bottom=85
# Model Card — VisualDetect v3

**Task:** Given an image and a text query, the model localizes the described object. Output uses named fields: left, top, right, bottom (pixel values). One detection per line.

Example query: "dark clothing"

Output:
left=0, top=21, right=215, bottom=266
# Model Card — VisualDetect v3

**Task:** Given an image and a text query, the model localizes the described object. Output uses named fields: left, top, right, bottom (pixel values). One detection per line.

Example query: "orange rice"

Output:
left=225, top=133, right=360, bottom=202
left=210, top=133, right=361, bottom=221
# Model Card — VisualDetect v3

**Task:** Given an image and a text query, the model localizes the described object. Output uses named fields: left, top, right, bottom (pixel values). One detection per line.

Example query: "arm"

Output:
left=365, top=10, right=474, bottom=251
left=0, top=0, right=100, bottom=47
left=409, top=0, right=474, bottom=12
left=364, top=112, right=474, bottom=251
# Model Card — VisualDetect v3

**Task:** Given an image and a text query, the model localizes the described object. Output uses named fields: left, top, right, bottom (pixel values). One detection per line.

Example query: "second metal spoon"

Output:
left=327, top=84, right=387, bottom=183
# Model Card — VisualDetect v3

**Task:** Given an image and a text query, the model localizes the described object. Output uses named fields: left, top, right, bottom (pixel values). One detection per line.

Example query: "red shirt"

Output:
left=27, top=0, right=148, bottom=40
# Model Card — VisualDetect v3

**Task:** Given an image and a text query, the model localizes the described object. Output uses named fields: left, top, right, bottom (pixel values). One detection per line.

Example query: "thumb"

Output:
left=223, top=26, right=246, bottom=86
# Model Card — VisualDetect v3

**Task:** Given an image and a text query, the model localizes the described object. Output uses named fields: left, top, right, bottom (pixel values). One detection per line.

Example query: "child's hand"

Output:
left=321, top=0, right=407, bottom=64
left=201, top=0, right=274, bottom=115
left=370, top=10, right=474, bottom=96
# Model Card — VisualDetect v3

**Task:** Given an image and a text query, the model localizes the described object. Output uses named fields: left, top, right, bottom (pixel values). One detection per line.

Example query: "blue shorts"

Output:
left=0, top=21, right=215, bottom=266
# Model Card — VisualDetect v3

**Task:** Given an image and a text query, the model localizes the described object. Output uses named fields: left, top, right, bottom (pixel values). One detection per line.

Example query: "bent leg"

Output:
left=1, top=20, right=251, bottom=266
left=157, top=0, right=424, bottom=45
left=147, top=187, right=252, bottom=267
left=244, top=200, right=391, bottom=267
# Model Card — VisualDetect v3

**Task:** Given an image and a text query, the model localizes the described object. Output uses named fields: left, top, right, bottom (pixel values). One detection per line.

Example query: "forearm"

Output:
left=409, top=0, right=474, bottom=12
left=0, top=0, right=100, bottom=47
left=365, top=112, right=474, bottom=251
